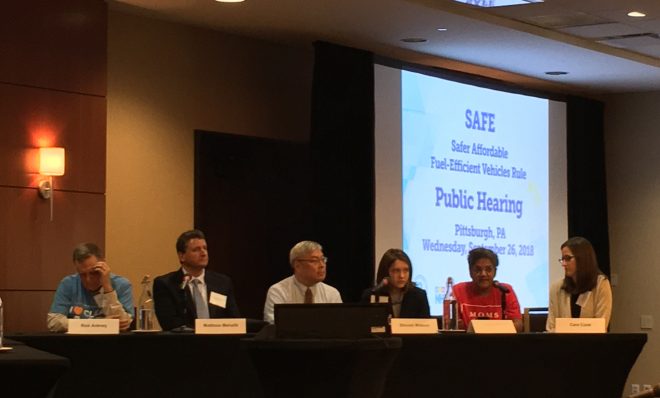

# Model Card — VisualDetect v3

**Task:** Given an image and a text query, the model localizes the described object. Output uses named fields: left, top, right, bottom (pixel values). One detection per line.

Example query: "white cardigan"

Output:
left=546, top=274, right=612, bottom=331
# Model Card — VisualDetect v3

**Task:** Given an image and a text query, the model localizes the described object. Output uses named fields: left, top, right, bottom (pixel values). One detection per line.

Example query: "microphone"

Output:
left=179, top=274, right=191, bottom=290
left=371, top=277, right=390, bottom=293
left=493, top=281, right=510, bottom=293
left=630, top=384, right=660, bottom=398
left=178, top=274, right=192, bottom=328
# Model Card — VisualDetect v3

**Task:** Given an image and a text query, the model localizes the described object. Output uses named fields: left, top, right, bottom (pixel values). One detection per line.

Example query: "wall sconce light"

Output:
left=38, top=147, right=65, bottom=221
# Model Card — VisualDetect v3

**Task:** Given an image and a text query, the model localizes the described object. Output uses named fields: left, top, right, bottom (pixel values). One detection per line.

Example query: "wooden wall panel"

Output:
left=0, top=1, right=107, bottom=333
left=0, top=188, right=105, bottom=290
left=0, top=1, right=107, bottom=96
left=0, top=290, right=55, bottom=332
left=0, top=83, right=106, bottom=192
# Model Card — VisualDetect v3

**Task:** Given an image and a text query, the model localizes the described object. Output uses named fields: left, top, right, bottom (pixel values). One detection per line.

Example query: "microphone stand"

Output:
left=172, top=276, right=194, bottom=332
left=494, top=281, right=508, bottom=320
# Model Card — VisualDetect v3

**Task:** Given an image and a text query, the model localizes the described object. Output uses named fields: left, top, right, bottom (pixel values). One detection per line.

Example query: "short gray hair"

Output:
left=289, top=241, right=323, bottom=265
left=72, top=243, right=103, bottom=264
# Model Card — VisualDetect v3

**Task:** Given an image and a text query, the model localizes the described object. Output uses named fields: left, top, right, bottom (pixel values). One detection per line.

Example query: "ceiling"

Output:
left=109, top=0, right=660, bottom=95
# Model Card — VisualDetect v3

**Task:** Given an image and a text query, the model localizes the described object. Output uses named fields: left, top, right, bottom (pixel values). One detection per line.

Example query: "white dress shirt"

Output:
left=263, top=275, right=342, bottom=323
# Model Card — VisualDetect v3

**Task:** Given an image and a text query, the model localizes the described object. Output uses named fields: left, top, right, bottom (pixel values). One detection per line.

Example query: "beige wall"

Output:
left=604, top=91, right=660, bottom=391
left=106, top=11, right=313, bottom=305
left=107, top=11, right=658, bottom=388
left=0, top=0, right=107, bottom=332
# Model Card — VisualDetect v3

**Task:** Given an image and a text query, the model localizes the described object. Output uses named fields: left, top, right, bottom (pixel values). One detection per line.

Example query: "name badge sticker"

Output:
left=209, top=291, right=227, bottom=308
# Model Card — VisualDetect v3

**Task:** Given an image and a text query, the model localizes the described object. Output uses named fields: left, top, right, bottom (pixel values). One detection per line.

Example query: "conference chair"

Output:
left=523, top=307, right=548, bottom=332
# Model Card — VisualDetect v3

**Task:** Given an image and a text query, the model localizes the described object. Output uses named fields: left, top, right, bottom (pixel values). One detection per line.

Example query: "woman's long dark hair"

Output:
left=561, top=236, right=603, bottom=294
left=376, top=248, right=413, bottom=291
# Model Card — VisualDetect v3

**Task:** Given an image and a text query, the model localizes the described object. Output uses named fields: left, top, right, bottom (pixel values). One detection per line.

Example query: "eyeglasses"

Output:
left=296, top=256, right=328, bottom=265
left=472, top=267, right=495, bottom=275
left=558, top=255, right=575, bottom=263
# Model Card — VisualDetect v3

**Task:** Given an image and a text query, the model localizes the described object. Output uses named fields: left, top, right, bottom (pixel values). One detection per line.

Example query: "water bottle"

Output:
left=136, top=275, right=154, bottom=331
left=442, top=277, right=459, bottom=330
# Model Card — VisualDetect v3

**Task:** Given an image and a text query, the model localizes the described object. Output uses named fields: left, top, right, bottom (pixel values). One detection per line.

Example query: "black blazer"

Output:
left=153, top=268, right=240, bottom=330
left=360, top=285, right=431, bottom=318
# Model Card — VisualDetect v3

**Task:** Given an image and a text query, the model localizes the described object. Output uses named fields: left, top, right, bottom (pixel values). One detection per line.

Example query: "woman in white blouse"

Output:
left=546, top=236, right=612, bottom=331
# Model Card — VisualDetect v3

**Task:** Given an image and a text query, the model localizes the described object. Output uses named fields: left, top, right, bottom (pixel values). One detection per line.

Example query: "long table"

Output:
left=10, top=332, right=646, bottom=398
left=0, top=339, right=70, bottom=398
left=243, top=336, right=402, bottom=398
left=383, top=333, right=647, bottom=398
left=10, top=332, right=260, bottom=397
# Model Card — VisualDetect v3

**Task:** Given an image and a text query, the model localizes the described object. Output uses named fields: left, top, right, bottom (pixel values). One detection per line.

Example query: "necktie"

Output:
left=191, top=279, right=210, bottom=319
left=304, top=287, right=314, bottom=304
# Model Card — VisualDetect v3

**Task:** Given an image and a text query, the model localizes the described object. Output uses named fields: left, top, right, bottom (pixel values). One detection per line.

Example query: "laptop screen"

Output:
left=274, top=303, right=390, bottom=339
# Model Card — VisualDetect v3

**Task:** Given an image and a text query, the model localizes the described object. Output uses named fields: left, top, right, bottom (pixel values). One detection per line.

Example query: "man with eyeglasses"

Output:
left=263, top=240, right=342, bottom=323
left=452, top=247, right=523, bottom=332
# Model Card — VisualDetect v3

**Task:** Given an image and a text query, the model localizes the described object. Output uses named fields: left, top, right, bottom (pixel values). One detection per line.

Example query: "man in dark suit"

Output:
left=153, top=229, right=240, bottom=330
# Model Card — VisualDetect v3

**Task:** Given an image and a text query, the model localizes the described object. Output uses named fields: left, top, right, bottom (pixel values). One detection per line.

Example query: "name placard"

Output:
left=68, top=319, right=120, bottom=335
left=390, top=318, right=438, bottom=334
left=468, top=319, right=516, bottom=334
left=195, top=318, right=247, bottom=334
left=555, top=318, right=606, bottom=333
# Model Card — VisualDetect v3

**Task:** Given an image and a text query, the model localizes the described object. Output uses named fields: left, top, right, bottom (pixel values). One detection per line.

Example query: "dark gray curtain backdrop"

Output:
left=310, top=41, right=375, bottom=302
left=566, top=96, right=610, bottom=276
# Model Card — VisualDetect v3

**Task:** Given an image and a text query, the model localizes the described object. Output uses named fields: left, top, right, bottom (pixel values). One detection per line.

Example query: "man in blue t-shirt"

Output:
left=47, top=243, right=133, bottom=332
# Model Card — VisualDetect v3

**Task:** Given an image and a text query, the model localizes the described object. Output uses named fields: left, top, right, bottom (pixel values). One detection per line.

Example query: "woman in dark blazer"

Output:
left=361, top=248, right=430, bottom=318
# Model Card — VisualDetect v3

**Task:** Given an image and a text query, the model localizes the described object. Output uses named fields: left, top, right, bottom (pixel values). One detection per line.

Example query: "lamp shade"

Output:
left=39, top=147, right=65, bottom=176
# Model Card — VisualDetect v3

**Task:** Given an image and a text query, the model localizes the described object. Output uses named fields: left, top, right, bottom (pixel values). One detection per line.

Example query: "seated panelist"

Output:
left=263, top=240, right=342, bottom=324
left=153, top=229, right=240, bottom=331
left=546, top=236, right=612, bottom=332
left=47, top=243, right=133, bottom=332
left=453, top=247, right=522, bottom=332
left=360, top=248, right=430, bottom=318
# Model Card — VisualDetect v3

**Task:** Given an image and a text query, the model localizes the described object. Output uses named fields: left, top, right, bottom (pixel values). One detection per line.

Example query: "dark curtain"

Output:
left=310, top=41, right=375, bottom=302
left=566, top=96, right=610, bottom=276
left=194, top=131, right=313, bottom=319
